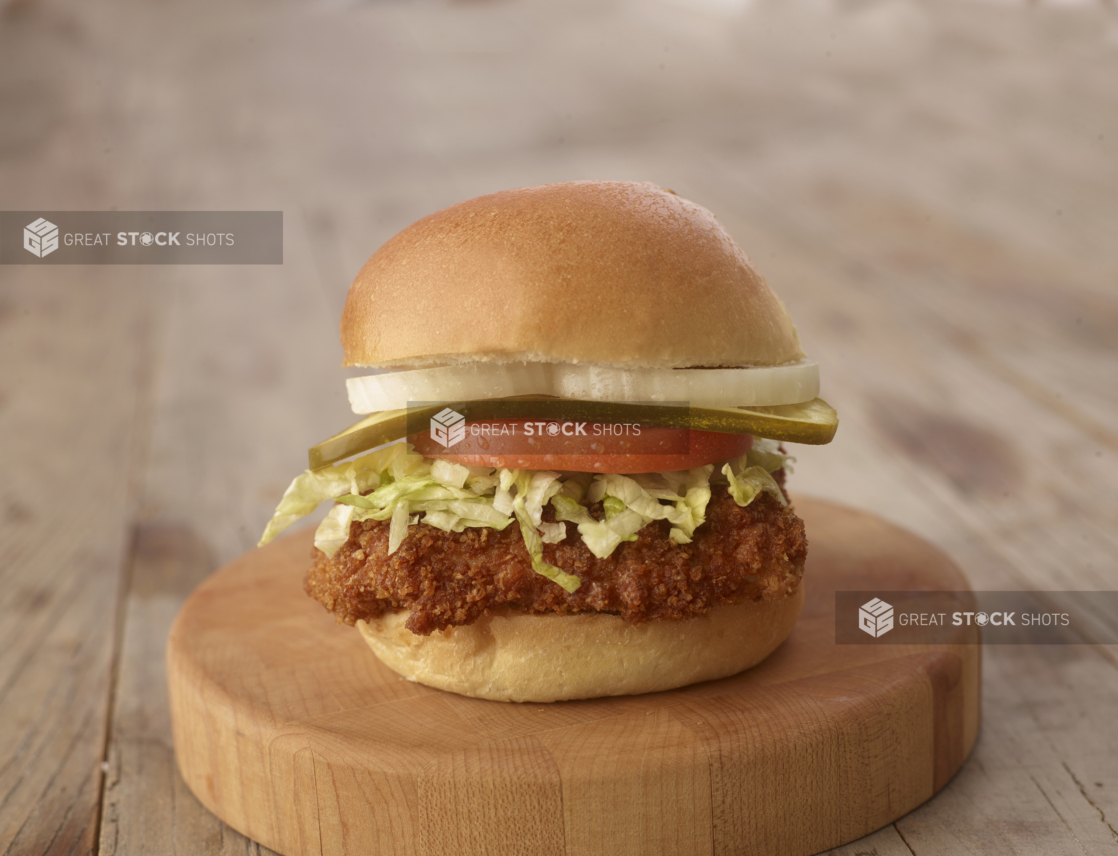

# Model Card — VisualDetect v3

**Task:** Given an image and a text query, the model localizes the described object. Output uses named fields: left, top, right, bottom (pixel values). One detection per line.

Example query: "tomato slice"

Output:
left=410, top=420, right=753, bottom=474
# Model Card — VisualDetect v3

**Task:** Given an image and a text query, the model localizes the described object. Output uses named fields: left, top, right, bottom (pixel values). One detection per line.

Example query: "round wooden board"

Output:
left=168, top=498, right=980, bottom=856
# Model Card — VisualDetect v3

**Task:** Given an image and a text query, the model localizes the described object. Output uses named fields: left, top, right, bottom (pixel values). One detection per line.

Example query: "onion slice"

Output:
left=346, top=361, right=819, bottom=414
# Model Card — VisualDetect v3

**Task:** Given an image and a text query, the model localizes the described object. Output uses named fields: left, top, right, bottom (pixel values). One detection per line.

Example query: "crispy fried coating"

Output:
left=305, top=482, right=806, bottom=636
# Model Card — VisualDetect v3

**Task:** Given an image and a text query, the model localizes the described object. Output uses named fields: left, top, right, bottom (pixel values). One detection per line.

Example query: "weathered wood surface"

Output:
left=1, top=0, right=1116, bottom=854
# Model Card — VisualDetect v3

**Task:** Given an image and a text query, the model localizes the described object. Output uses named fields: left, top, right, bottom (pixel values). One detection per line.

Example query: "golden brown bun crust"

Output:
left=341, top=181, right=805, bottom=369
left=355, top=584, right=804, bottom=702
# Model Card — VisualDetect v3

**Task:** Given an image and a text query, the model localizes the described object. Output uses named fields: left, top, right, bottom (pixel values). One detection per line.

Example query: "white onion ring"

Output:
left=346, top=361, right=819, bottom=413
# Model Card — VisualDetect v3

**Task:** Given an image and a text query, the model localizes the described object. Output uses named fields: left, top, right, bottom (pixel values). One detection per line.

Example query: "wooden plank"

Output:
left=823, top=825, right=915, bottom=856
left=0, top=268, right=153, bottom=856
left=131, top=251, right=349, bottom=567
left=96, top=214, right=340, bottom=856
left=97, top=521, right=281, bottom=856
left=891, top=643, right=1118, bottom=856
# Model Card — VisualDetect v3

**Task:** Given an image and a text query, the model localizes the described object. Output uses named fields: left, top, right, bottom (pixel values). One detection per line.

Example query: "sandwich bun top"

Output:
left=341, top=181, right=805, bottom=370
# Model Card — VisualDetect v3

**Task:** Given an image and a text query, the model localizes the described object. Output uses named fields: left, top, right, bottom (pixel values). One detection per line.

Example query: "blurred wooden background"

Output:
left=1, top=0, right=1117, bottom=853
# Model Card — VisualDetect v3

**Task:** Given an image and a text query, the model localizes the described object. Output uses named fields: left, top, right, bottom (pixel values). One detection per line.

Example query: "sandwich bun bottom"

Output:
left=355, top=583, right=804, bottom=703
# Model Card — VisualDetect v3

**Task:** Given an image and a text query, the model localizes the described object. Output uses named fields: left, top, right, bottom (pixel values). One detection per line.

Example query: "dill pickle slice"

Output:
left=308, top=396, right=838, bottom=469
left=690, top=398, right=839, bottom=444
left=308, top=407, right=413, bottom=469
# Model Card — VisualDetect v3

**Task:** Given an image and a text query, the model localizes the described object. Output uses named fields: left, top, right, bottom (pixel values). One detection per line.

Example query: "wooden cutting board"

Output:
left=167, top=498, right=980, bottom=856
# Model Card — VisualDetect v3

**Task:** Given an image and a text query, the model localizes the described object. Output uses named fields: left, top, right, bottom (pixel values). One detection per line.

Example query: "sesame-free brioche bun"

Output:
left=341, top=181, right=805, bottom=370
left=355, top=583, right=804, bottom=703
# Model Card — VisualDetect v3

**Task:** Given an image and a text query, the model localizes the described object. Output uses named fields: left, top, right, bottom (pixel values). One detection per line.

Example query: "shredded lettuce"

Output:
left=512, top=496, right=581, bottom=592
left=388, top=501, right=410, bottom=554
left=552, top=493, right=641, bottom=558
left=602, top=496, right=627, bottom=519
left=260, top=435, right=794, bottom=591
left=720, top=437, right=792, bottom=509
left=747, top=437, right=795, bottom=475
left=258, top=444, right=413, bottom=547
left=539, top=520, right=568, bottom=544
left=430, top=459, right=471, bottom=489
left=313, top=503, right=357, bottom=557
left=723, top=464, right=788, bottom=508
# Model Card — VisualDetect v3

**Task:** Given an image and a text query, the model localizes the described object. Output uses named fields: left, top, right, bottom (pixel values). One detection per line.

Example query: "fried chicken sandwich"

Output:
left=259, top=181, right=838, bottom=702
